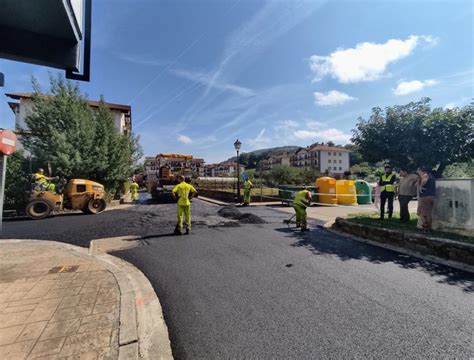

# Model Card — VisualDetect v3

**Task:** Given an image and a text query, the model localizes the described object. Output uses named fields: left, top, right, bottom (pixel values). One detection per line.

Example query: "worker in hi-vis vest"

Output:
left=378, top=165, right=397, bottom=220
left=130, top=181, right=139, bottom=201
left=292, top=188, right=312, bottom=231
left=242, top=178, right=253, bottom=206
left=172, top=175, right=197, bottom=235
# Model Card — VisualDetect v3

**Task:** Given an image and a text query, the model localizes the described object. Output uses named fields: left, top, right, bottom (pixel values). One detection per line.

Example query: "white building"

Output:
left=6, top=93, right=132, bottom=144
left=308, top=144, right=350, bottom=175
left=204, top=162, right=245, bottom=177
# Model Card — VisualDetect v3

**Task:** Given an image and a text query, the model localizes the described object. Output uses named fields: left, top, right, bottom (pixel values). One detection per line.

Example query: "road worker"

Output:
left=130, top=181, right=139, bottom=201
left=33, top=168, right=57, bottom=192
left=242, top=178, right=253, bottom=206
left=172, top=175, right=197, bottom=235
left=292, top=188, right=312, bottom=231
left=378, top=165, right=397, bottom=220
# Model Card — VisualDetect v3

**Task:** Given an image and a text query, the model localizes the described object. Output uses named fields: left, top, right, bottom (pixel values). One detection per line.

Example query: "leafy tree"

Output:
left=4, top=151, right=29, bottom=211
left=22, top=74, right=142, bottom=193
left=443, top=161, right=474, bottom=178
left=351, top=98, right=473, bottom=176
left=344, top=143, right=364, bottom=165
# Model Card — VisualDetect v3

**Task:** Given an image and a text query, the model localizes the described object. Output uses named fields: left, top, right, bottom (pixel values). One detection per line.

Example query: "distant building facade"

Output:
left=6, top=92, right=132, bottom=151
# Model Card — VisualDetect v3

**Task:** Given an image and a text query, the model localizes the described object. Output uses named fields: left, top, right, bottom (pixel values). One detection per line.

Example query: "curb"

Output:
left=1, top=239, right=173, bottom=359
left=331, top=218, right=474, bottom=273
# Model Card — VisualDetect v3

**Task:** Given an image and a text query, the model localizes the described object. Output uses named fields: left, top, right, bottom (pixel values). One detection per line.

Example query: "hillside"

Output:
left=224, top=145, right=300, bottom=163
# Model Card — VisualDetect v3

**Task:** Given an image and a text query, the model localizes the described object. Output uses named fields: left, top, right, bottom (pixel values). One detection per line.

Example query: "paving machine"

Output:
left=26, top=178, right=107, bottom=220
left=147, top=153, right=194, bottom=203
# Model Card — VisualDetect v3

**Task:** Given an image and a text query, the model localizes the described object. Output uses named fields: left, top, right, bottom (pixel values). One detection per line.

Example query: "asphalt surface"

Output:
left=2, top=195, right=473, bottom=359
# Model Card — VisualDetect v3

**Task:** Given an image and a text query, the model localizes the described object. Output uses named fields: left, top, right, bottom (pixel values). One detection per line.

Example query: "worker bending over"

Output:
left=172, top=175, right=197, bottom=235
left=33, top=168, right=57, bottom=192
left=242, top=178, right=253, bottom=206
left=292, top=188, right=312, bottom=231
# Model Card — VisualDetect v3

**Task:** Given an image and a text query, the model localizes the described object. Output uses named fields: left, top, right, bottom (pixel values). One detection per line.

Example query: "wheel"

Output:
left=86, top=198, right=106, bottom=214
left=26, top=199, right=52, bottom=220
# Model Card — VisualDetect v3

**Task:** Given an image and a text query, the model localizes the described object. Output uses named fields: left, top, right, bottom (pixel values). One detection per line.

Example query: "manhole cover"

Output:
left=48, top=265, right=79, bottom=274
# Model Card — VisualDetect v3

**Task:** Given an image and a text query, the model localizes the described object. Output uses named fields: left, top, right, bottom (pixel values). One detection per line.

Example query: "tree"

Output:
left=4, top=151, right=29, bottom=211
left=351, top=98, right=473, bottom=176
left=22, top=74, right=142, bottom=192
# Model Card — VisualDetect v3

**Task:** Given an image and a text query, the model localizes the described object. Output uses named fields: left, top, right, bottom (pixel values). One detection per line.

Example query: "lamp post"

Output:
left=234, top=139, right=241, bottom=202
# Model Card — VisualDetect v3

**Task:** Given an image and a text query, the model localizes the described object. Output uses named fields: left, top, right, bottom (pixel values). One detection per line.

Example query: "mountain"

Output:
left=224, top=146, right=301, bottom=163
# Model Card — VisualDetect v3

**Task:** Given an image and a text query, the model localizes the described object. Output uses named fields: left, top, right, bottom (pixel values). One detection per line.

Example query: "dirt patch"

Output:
left=238, top=213, right=266, bottom=224
left=217, top=206, right=266, bottom=224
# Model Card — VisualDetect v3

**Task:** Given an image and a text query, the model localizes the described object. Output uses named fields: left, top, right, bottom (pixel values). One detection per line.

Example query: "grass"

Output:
left=347, top=212, right=474, bottom=244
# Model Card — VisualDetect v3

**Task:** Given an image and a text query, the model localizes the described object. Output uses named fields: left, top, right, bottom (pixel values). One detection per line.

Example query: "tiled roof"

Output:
left=5, top=93, right=131, bottom=112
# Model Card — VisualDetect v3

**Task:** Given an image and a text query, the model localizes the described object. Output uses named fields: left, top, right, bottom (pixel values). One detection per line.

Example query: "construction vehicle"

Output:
left=147, top=153, right=196, bottom=202
left=25, top=178, right=107, bottom=220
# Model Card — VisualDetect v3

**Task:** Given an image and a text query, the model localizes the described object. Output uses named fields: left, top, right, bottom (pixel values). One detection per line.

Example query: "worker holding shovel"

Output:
left=292, top=188, right=312, bottom=231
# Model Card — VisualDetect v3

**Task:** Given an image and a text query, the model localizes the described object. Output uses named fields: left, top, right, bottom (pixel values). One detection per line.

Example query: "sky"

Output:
left=0, top=0, right=473, bottom=163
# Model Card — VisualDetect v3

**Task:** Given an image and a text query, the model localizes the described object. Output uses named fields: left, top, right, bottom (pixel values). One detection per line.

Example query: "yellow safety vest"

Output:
left=34, top=173, right=47, bottom=184
left=130, top=183, right=139, bottom=193
left=381, top=174, right=395, bottom=192
left=293, top=190, right=310, bottom=208
left=244, top=180, right=252, bottom=191
left=172, top=182, right=197, bottom=206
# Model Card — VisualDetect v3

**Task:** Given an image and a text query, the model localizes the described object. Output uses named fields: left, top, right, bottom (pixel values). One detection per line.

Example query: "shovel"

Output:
left=283, top=214, right=296, bottom=227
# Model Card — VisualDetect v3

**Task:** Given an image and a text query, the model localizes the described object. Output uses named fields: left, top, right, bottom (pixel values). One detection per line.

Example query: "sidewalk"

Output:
left=0, top=240, right=172, bottom=359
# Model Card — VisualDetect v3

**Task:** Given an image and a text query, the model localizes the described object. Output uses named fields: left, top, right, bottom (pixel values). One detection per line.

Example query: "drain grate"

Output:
left=48, top=265, right=79, bottom=274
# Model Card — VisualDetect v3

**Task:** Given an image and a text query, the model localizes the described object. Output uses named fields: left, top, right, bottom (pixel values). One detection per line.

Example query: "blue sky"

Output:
left=1, top=0, right=472, bottom=163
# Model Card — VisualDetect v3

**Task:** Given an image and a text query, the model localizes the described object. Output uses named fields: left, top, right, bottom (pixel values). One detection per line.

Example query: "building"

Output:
left=145, top=155, right=205, bottom=178
left=293, top=147, right=312, bottom=169
left=307, top=144, right=350, bottom=175
left=6, top=93, right=132, bottom=142
left=259, top=152, right=292, bottom=171
left=204, top=162, right=245, bottom=177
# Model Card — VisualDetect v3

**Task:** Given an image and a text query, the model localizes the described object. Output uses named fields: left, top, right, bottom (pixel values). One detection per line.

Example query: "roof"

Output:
left=5, top=93, right=131, bottom=112
left=308, top=144, right=351, bottom=152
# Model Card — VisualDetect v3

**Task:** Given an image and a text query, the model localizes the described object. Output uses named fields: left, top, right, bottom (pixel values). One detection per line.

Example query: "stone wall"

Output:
left=333, top=218, right=474, bottom=266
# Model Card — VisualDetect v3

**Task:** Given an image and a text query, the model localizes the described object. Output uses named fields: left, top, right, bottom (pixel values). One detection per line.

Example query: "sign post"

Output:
left=0, top=129, right=17, bottom=233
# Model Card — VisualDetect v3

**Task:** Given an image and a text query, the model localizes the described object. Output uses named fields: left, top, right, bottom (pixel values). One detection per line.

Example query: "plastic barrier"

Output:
left=278, top=186, right=318, bottom=205
left=336, top=180, right=358, bottom=205
left=315, top=177, right=337, bottom=205
left=355, top=180, right=372, bottom=204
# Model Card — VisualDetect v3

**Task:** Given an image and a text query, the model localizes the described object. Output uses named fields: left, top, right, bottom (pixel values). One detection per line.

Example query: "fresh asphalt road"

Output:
left=2, top=196, right=473, bottom=359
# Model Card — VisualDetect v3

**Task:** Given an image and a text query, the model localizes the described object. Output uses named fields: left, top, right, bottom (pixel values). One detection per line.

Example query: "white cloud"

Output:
left=274, top=119, right=299, bottom=131
left=248, top=128, right=271, bottom=149
left=310, top=35, right=437, bottom=83
left=293, top=128, right=352, bottom=143
left=177, top=134, right=193, bottom=144
left=306, top=120, right=327, bottom=129
left=314, top=90, right=357, bottom=106
left=170, top=68, right=255, bottom=97
left=393, top=79, right=438, bottom=96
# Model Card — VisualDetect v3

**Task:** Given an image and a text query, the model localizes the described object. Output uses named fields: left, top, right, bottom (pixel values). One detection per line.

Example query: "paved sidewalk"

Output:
left=0, top=241, right=120, bottom=359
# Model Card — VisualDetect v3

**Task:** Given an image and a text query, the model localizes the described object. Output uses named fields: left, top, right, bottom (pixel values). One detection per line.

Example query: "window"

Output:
left=328, top=159, right=331, bottom=163
left=333, top=166, right=337, bottom=170
left=328, top=152, right=331, bottom=156
left=339, top=152, right=342, bottom=156
left=339, top=160, right=342, bottom=163
left=339, top=167, right=342, bottom=170
left=76, top=184, right=86, bottom=193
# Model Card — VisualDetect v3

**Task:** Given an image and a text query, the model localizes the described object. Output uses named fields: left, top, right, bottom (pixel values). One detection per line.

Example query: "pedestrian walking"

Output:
left=378, top=165, right=397, bottom=220
left=292, top=188, right=312, bottom=231
left=172, top=175, right=197, bottom=235
left=417, top=167, right=436, bottom=232
left=397, top=168, right=419, bottom=222
left=130, top=181, right=139, bottom=201
left=242, top=178, right=253, bottom=206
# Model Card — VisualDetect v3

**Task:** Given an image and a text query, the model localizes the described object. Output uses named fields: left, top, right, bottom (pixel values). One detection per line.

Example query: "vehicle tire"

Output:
left=26, top=199, right=52, bottom=220
left=86, top=198, right=106, bottom=214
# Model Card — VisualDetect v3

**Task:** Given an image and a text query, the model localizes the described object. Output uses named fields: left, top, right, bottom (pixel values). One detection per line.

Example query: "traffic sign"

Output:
left=0, top=129, right=17, bottom=155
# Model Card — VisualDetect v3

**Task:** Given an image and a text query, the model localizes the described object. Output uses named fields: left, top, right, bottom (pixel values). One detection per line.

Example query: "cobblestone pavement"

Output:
left=0, top=242, right=120, bottom=359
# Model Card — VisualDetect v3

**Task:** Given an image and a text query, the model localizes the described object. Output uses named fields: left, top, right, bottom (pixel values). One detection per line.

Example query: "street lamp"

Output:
left=234, top=139, right=241, bottom=202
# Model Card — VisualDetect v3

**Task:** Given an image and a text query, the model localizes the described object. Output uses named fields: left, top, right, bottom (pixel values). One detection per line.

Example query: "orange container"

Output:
left=315, top=177, right=337, bottom=204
